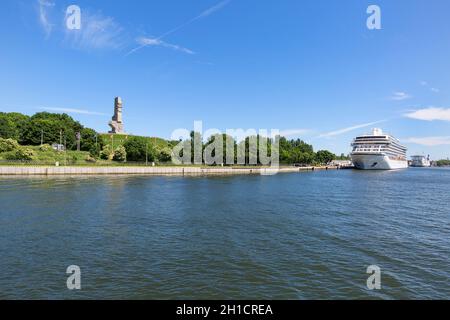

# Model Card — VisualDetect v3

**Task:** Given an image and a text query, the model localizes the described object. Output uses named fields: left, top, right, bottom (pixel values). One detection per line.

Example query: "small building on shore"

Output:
left=51, top=143, right=65, bottom=152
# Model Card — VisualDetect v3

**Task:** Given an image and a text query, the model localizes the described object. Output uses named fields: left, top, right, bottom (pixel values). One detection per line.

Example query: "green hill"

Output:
left=99, top=133, right=173, bottom=150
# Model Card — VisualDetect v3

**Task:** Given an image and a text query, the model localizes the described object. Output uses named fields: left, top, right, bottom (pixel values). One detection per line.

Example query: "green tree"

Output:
left=315, top=150, right=336, bottom=164
left=278, top=137, right=316, bottom=164
left=80, top=128, right=103, bottom=151
left=336, top=153, right=349, bottom=160
left=190, top=131, right=203, bottom=164
left=21, top=118, right=63, bottom=146
left=157, top=147, right=173, bottom=163
left=7, top=112, right=29, bottom=139
left=244, top=135, right=259, bottom=165
left=0, top=115, right=17, bottom=139
left=0, top=113, right=29, bottom=140
left=203, top=133, right=237, bottom=165
left=436, top=159, right=450, bottom=166
left=123, top=136, right=155, bottom=162
left=20, top=112, right=91, bottom=150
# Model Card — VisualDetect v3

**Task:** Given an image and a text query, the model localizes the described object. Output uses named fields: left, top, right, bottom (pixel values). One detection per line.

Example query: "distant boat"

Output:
left=351, top=128, right=408, bottom=170
left=410, top=155, right=431, bottom=167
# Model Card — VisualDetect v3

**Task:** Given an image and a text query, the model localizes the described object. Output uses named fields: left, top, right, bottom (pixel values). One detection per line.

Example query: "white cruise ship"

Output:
left=351, top=128, right=408, bottom=170
left=410, top=155, right=431, bottom=167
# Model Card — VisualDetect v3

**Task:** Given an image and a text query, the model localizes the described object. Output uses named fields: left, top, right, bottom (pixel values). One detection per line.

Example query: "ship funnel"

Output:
left=372, top=128, right=383, bottom=135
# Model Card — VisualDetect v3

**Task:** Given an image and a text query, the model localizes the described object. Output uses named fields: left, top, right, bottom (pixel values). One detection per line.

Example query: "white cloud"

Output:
left=390, top=92, right=412, bottom=101
left=404, top=107, right=450, bottom=121
left=38, top=0, right=54, bottom=38
left=318, top=120, right=387, bottom=138
left=65, top=12, right=125, bottom=50
left=403, top=136, right=450, bottom=146
left=39, top=107, right=107, bottom=116
left=419, top=81, right=440, bottom=93
left=134, top=37, right=195, bottom=55
left=279, top=129, right=310, bottom=137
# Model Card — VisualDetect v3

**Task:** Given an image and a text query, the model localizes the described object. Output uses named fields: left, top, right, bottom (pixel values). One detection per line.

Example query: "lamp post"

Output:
left=146, top=143, right=148, bottom=166
left=76, top=132, right=81, bottom=151
left=64, top=136, right=67, bottom=166
left=95, top=134, right=99, bottom=157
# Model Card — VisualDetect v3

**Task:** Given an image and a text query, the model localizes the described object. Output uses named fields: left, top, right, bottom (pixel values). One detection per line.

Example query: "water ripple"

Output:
left=0, top=169, right=449, bottom=299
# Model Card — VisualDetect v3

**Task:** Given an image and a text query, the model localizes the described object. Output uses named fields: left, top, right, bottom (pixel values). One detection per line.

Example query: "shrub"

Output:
left=4, top=147, right=35, bottom=161
left=89, top=145, right=101, bottom=158
left=0, top=138, right=20, bottom=153
left=157, top=147, right=172, bottom=162
left=113, top=145, right=127, bottom=162
left=85, top=155, right=97, bottom=163
left=100, top=144, right=113, bottom=160
left=39, top=144, right=52, bottom=152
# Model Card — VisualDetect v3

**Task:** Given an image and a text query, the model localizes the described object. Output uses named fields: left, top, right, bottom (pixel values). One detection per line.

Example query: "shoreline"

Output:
left=0, top=166, right=339, bottom=176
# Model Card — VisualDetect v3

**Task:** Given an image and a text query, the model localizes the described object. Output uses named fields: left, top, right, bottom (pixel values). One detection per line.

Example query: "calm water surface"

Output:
left=0, top=169, right=449, bottom=299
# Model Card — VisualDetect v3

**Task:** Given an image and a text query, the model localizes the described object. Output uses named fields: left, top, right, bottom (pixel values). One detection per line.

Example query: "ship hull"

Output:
left=410, top=160, right=431, bottom=167
left=351, top=154, right=408, bottom=170
left=410, top=164, right=431, bottom=167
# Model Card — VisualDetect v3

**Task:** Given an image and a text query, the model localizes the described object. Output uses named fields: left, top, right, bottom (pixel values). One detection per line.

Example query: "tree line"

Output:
left=170, top=131, right=340, bottom=165
left=436, top=159, right=450, bottom=167
left=0, top=112, right=342, bottom=165
left=0, top=111, right=101, bottom=153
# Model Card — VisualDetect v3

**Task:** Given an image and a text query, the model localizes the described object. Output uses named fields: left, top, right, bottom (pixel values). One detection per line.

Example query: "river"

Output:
left=0, top=168, right=448, bottom=299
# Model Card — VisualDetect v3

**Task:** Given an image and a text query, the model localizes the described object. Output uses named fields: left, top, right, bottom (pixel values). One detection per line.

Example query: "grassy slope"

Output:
left=0, top=134, right=174, bottom=164
left=0, top=135, right=295, bottom=167
left=0, top=145, right=90, bottom=162
left=99, top=134, right=172, bottom=150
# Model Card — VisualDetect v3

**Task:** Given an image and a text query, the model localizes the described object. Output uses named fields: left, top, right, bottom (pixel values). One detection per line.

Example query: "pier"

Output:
left=0, top=166, right=339, bottom=176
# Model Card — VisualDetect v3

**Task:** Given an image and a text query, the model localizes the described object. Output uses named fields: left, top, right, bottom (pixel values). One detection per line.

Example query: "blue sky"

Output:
left=1, top=0, right=449, bottom=158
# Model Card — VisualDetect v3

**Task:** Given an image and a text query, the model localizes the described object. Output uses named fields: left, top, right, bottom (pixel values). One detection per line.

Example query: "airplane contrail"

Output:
left=125, top=0, right=231, bottom=56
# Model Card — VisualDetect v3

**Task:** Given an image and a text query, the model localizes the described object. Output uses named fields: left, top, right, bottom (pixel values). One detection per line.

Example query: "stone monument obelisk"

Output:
left=109, top=97, right=124, bottom=134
